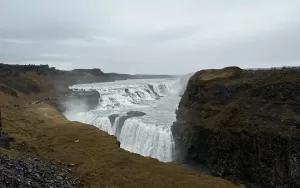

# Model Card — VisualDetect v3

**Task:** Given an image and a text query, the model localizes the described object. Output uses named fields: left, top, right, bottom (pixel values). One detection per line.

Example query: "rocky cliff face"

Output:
left=172, top=67, right=300, bottom=187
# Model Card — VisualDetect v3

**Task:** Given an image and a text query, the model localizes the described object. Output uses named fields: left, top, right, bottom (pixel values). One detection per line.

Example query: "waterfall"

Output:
left=65, top=78, right=181, bottom=162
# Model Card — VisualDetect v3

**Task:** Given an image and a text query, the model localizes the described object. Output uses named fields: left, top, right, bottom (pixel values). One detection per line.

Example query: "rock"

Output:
left=126, top=111, right=146, bottom=117
left=172, top=67, right=300, bottom=188
left=0, top=156, right=84, bottom=188
left=0, top=109, right=13, bottom=149
left=108, top=114, right=119, bottom=126
left=116, top=140, right=121, bottom=147
left=0, top=130, right=12, bottom=149
left=147, top=84, right=161, bottom=97
left=35, top=173, right=41, bottom=180
left=68, top=163, right=76, bottom=167
left=114, top=111, right=146, bottom=138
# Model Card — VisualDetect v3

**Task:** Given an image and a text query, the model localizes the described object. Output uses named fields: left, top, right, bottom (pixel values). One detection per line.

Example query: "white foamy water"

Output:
left=65, top=78, right=182, bottom=162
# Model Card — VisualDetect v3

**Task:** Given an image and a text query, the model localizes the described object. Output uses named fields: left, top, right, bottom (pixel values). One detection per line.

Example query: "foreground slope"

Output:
left=2, top=104, right=239, bottom=188
left=172, top=67, right=300, bottom=187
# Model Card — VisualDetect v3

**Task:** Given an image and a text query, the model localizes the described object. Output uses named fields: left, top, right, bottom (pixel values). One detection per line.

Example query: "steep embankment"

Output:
left=0, top=64, right=240, bottom=187
left=172, top=67, right=300, bottom=187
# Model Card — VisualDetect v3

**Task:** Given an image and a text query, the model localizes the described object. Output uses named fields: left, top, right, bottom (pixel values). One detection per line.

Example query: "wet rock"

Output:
left=126, top=111, right=146, bottom=117
left=147, top=84, right=161, bottom=97
left=116, top=140, right=121, bottom=147
left=108, top=114, right=119, bottom=126
left=114, top=111, right=146, bottom=138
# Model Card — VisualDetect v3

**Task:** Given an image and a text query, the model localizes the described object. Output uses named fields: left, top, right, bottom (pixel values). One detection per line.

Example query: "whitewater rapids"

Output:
left=64, top=78, right=183, bottom=162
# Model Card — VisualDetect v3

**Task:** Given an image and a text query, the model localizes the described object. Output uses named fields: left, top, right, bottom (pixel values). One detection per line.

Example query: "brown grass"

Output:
left=196, top=67, right=242, bottom=82
left=1, top=103, right=241, bottom=188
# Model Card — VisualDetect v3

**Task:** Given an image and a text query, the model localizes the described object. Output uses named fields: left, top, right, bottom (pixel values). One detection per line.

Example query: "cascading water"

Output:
left=64, top=78, right=182, bottom=162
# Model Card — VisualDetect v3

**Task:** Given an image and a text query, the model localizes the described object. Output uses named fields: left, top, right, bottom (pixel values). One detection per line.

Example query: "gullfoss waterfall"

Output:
left=64, top=79, right=182, bottom=162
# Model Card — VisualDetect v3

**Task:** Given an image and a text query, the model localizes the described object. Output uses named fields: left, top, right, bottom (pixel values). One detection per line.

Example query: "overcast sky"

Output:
left=0, top=0, right=299, bottom=74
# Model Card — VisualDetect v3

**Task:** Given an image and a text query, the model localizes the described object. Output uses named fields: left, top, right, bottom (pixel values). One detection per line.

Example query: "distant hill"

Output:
left=0, top=63, right=176, bottom=105
left=1, top=63, right=174, bottom=85
left=105, top=72, right=177, bottom=80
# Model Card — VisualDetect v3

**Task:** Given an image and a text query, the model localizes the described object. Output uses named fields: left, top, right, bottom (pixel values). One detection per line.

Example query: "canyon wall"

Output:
left=172, top=67, right=300, bottom=187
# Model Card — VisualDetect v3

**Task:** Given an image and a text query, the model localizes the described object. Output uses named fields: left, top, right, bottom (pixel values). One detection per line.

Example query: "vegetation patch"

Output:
left=202, top=102, right=239, bottom=132
left=0, top=85, right=18, bottom=97
left=194, top=66, right=242, bottom=83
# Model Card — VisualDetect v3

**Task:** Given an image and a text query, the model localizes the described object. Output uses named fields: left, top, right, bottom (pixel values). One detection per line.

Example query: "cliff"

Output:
left=172, top=66, right=300, bottom=187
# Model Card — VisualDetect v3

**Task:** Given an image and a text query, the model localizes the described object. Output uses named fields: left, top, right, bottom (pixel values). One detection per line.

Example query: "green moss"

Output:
left=202, top=101, right=223, bottom=119
left=191, top=66, right=243, bottom=85
left=202, top=102, right=239, bottom=132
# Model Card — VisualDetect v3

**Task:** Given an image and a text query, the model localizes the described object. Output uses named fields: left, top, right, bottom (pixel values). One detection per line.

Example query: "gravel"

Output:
left=0, top=156, right=85, bottom=188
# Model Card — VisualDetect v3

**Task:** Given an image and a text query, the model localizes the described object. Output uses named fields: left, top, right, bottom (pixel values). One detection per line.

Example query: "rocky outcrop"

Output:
left=108, top=114, right=120, bottom=126
left=172, top=67, right=300, bottom=187
left=0, top=109, right=13, bottom=149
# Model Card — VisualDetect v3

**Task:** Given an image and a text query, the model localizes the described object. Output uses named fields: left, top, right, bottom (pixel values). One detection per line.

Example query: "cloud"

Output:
left=0, top=0, right=300, bottom=74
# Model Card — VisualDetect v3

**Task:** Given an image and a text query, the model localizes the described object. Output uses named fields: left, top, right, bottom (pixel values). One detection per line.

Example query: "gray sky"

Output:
left=1, top=0, right=300, bottom=74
